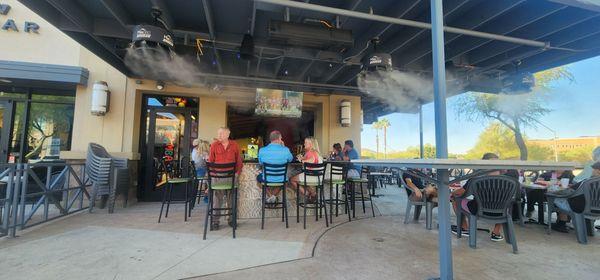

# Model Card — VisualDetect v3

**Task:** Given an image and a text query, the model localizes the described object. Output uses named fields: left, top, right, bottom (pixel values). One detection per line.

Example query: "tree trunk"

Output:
left=513, top=120, right=528, bottom=160
left=376, top=130, right=380, bottom=159
left=383, top=127, right=387, bottom=159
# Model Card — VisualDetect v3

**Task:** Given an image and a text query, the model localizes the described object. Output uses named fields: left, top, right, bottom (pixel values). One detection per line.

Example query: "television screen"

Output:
left=255, top=88, right=303, bottom=118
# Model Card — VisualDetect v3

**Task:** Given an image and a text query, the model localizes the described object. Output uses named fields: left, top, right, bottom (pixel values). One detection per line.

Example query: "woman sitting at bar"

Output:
left=289, top=137, right=323, bottom=202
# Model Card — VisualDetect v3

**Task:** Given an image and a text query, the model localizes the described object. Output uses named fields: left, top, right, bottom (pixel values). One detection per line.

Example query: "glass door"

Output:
left=142, top=107, right=194, bottom=201
left=0, top=101, right=14, bottom=163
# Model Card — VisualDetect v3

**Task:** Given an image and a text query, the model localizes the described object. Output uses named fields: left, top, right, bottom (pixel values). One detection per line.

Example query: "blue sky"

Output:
left=361, top=55, right=600, bottom=154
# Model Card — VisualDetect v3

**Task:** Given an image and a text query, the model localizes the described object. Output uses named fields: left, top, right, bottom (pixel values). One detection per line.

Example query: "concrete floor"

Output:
left=1, top=185, right=599, bottom=280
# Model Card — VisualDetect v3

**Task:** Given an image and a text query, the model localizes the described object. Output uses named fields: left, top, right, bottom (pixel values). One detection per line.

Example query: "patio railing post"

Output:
left=430, top=0, right=453, bottom=279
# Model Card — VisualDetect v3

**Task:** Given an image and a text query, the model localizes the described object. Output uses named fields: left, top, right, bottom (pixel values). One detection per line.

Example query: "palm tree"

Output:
left=372, top=121, right=382, bottom=159
left=379, top=118, right=391, bottom=159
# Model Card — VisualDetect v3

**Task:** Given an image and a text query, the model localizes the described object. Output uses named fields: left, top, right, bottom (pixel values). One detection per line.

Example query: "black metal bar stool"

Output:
left=158, top=159, right=195, bottom=223
left=260, top=162, right=289, bottom=229
left=296, top=162, right=328, bottom=229
left=203, top=162, right=238, bottom=240
left=348, top=166, right=376, bottom=218
left=191, top=161, right=209, bottom=205
left=324, top=162, right=351, bottom=223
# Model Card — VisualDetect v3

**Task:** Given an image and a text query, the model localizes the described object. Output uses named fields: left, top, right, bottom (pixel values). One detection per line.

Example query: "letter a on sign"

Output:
left=0, top=4, right=11, bottom=15
left=2, top=19, right=18, bottom=32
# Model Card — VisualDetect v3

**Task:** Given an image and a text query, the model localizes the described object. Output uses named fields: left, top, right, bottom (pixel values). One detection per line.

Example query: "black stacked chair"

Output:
left=324, top=162, right=351, bottom=223
left=296, top=162, right=328, bottom=229
left=260, top=162, right=289, bottom=229
left=157, top=157, right=195, bottom=223
left=348, top=166, right=375, bottom=218
left=203, top=162, right=238, bottom=240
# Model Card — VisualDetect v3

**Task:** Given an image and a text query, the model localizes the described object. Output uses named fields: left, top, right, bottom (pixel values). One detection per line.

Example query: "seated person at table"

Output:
left=403, top=169, right=437, bottom=202
left=328, top=143, right=343, bottom=161
left=290, top=137, right=323, bottom=202
left=258, top=130, right=293, bottom=203
left=342, top=140, right=361, bottom=178
left=451, top=153, right=506, bottom=241
left=551, top=162, right=600, bottom=233
left=526, top=169, right=575, bottom=218
left=573, top=146, right=600, bottom=183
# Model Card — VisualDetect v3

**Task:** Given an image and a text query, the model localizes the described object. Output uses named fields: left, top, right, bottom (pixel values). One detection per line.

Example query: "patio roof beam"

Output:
left=99, top=0, right=134, bottom=28
left=432, top=1, right=567, bottom=68
left=398, top=0, right=526, bottom=67
left=149, top=0, right=174, bottom=30
left=297, top=60, right=315, bottom=82
left=255, top=0, right=548, bottom=48
left=196, top=72, right=362, bottom=94
left=333, top=0, right=470, bottom=86
left=201, top=0, right=223, bottom=74
left=250, top=0, right=257, bottom=36
left=380, top=0, right=472, bottom=55
left=45, top=0, right=123, bottom=62
left=323, top=0, right=424, bottom=84
left=468, top=12, right=599, bottom=66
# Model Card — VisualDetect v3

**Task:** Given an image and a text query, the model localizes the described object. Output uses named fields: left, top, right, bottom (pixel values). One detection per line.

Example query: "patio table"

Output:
left=367, top=171, right=393, bottom=197
left=352, top=158, right=576, bottom=279
left=521, top=182, right=550, bottom=225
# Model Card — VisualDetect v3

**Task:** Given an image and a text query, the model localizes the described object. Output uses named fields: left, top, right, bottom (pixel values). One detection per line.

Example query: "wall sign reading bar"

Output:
left=0, top=4, right=40, bottom=33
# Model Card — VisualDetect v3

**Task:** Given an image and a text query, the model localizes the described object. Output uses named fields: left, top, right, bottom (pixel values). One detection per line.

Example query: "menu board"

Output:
left=255, top=88, right=303, bottom=118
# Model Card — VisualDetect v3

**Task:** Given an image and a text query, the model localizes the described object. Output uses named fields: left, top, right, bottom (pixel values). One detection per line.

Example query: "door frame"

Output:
left=0, top=100, right=15, bottom=163
left=141, top=105, right=194, bottom=201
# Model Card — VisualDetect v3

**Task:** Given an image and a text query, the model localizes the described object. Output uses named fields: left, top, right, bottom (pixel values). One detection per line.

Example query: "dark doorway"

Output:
left=139, top=95, right=198, bottom=201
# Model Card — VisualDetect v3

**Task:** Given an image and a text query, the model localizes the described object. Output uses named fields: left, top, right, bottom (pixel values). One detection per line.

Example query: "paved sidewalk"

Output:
left=1, top=185, right=599, bottom=280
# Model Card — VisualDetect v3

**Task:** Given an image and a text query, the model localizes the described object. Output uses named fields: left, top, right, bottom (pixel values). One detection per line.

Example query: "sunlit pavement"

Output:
left=1, top=185, right=599, bottom=280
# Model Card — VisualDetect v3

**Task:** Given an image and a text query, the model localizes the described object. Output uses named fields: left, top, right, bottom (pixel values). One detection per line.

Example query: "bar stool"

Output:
left=203, top=162, right=238, bottom=240
left=260, top=162, right=289, bottom=229
left=348, top=166, right=375, bottom=218
left=158, top=159, right=195, bottom=223
left=296, top=162, right=328, bottom=229
left=191, top=161, right=209, bottom=205
left=324, top=162, right=351, bottom=223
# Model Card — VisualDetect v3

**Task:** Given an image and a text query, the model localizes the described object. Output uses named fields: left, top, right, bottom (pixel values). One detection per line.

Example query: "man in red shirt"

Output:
left=208, top=127, right=243, bottom=230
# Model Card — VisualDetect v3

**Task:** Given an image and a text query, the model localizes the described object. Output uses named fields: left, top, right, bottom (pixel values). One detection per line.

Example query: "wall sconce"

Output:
left=91, top=81, right=110, bottom=116
left=340, top=100, right=351, bottom=127
left=156, top=80, right=165, bottom=91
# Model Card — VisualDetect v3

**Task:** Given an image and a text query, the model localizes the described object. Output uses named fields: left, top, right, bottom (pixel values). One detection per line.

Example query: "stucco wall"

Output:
left=0, top=0, right=80, bottom=66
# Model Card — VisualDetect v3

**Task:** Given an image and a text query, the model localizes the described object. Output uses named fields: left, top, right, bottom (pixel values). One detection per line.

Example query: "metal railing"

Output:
left=0, top=162, right=91, bottom=238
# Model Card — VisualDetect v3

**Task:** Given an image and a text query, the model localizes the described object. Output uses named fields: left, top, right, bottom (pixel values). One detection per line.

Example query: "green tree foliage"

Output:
left=455, top=67, right=574, bottom=160
left=558, top=145, right=595, bottom=163
left=361, top=144, right=459, bottom=159
left=25, top=100, right=74, bottom=160
left=465, top=123, right=553, bottom=160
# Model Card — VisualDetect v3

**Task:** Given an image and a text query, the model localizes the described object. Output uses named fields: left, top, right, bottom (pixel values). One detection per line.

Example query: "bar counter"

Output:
left=237, top=161, right=308, bottom=219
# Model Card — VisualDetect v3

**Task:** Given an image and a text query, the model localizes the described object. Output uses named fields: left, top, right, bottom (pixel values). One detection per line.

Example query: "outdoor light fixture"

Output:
left=91, top=81, right=110, bottom=116
left=340, top=100, right=351, bottom=127
left=156, top=80, right=165, bottom=91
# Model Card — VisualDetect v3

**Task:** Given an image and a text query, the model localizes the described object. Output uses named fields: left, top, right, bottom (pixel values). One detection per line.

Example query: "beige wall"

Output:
left=304, top=94, right=362, bottom=155
left=0, top=0, right=80, bottom=65
left=2, top=1, right=363, bottom=160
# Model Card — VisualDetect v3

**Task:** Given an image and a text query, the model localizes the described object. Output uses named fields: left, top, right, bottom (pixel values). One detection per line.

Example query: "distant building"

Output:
left=528, top=136, right=600, bottom=152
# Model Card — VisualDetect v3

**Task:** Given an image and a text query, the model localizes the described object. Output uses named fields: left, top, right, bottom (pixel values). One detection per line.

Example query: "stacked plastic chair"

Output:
left=86, top=143, right=129, bottom=213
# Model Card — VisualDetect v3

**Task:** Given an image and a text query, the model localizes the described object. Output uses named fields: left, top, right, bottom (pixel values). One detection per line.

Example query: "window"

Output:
left=0, top=86, right=75, bottom=163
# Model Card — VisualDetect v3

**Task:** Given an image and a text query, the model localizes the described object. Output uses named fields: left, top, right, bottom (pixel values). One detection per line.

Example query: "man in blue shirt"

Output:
left=258, top=130, right=293, bottom=203
left=343, top=140, right=361, bottom=178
